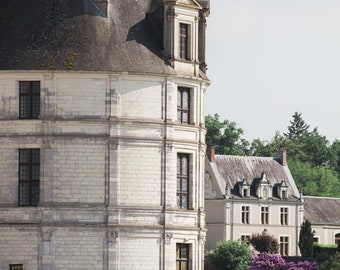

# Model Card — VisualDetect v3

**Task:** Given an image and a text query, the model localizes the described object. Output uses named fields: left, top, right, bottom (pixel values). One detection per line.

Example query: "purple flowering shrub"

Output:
left=248, top=251, right=318, bottom=270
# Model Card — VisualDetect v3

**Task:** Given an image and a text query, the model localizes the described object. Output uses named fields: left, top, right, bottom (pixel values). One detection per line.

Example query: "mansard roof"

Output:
left=304, top=196, right=340, bottom=225
left=0, top=0, right=170, bottom=73
left=208, top=155, right=300, bottom=200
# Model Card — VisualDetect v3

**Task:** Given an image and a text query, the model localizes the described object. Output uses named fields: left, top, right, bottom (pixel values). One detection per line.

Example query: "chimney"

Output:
left=277, top=149, right=287, bottom=166
left=207, top=146, right=215, bottom=162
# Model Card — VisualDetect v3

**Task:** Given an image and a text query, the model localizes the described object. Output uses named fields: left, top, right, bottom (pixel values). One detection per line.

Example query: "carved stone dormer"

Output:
left=276, top=180, right=289, bottom=199
left=257, top=172, right=272, bottom=199
left=236, top=178, right=250, bottom=197
left=163, top=0, right=204, bottom=75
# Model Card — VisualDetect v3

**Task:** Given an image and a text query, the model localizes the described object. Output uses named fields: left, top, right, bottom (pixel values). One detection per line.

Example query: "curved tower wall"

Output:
left=0, top=70, right=208, bottom=269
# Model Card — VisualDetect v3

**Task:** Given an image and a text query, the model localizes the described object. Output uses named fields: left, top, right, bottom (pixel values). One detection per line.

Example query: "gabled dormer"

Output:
left=256, top=172, right=272, bottom=199
left=235, top=178, right=250, bottom=198
left=275, top=180, right=289, bottom=199
left=163, top=0, right=206, bottom=75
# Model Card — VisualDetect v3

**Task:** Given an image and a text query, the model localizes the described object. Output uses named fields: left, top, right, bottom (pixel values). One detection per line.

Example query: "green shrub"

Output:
left=317, top=252, right=340, bottom=270
left=313, top=243, right=337, bottom=263
left=207, top=240, right=251, bottom=270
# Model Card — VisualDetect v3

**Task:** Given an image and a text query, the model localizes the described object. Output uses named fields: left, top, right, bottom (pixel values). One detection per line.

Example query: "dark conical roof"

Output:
left=0, top=0, right=173, bottom=73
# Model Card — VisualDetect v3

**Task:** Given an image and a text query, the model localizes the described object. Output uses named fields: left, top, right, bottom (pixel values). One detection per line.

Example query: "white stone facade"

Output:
left=0, top=71, right=208, bottom=269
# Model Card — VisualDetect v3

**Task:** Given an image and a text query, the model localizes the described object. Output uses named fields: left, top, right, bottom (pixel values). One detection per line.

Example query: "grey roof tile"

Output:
left=0, top=0, right=173, bottom=73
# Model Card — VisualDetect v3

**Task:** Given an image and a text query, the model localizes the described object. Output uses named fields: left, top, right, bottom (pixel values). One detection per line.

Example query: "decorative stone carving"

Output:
left=166, top=143, right=173, bottom=153
left=198, top=235, right=206, bottom=245
left=42, top=229, right=52, bottom=242
left=108, top=230, right=119, bottom=243
left=165, top=233, right=173, bottom=244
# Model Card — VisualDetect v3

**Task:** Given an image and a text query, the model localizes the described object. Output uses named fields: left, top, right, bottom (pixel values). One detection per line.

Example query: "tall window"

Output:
left=261, top=207, right=269, bottom=225
left=176, top=243, right=189, bottom=270
left=10, top=264, right=23, bottom=270
left=19, top=81, right=40, bottom=119
left=280, top=207, right=288, bottom=225
left=240, top=235, right=250, bottom=245
left=177, top=87, right=190, bottom=124
left=177, top=154, right=189, bottom=209
left=280, top=236, right=289, bottom=256
left=179, top=23, right=189, bottom=60
left=19, top=149, right=40, bottom=206
left=241, top=206, right=250, bottom=224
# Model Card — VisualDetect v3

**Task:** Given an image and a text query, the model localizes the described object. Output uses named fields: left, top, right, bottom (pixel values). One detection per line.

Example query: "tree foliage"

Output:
left=205, top=112, right=340, bottom=197
left=284, top=112, right=310, bottom=139
left=299, top=220, right=314, bottom=257
left=207, top=241, right=251, bottom=270
left=250, top=233, right=279, bottom=254
left=205, top=113, right=248, bottom=155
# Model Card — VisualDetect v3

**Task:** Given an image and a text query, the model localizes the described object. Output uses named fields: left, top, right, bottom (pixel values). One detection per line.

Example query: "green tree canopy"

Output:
left=205, top=114, right=249, bottom=155
left=284, top=112, right=310, bottom=139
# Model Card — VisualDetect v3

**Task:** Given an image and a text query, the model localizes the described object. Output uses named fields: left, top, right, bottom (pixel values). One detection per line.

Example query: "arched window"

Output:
left=335, top=233, right=340, bottom=245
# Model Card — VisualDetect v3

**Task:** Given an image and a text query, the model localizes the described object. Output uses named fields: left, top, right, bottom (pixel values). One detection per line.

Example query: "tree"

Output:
left=284, top=112, right=310, bottom=139
left=250, top=233, right=279, bottom=254
left=205, top=114, right=249, bottom=155
left=207, top=241, right=251, bottom=270
left=298, top=220, right=314, bottom=257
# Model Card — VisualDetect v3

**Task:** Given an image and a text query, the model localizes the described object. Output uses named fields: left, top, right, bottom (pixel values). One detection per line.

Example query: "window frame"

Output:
left=279, top=236, right=289, bottom=256
left=177, top=87, right=190, bottom=124
left=177, top=153, right=190, bottom=209
left=241, top=206, right=250, bottom=224
left=179, top=23, right=190, bottom=61
left=240, top=235, right=250, bottom=245
left=261, top=206, right=269, bottom=225
left=10, top=264, right=24, bottom=270
left=18, top=149, right=40, bottom=206
left=176, top=243, right=190, bottom=270
left=19, top=81, right=40, bottom=119
left=280, top=207, right=288, bottom=225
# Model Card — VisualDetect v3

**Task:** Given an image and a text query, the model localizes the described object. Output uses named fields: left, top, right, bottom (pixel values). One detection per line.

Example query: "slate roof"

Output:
left=210, top=155, right=300, bottom=200
left=0, top=0, right=171, bottom=72
left=304, top=196, right=340, bottom=225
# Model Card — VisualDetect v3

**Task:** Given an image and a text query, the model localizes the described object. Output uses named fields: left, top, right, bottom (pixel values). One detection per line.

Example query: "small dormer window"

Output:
left=179, top=23, right=189, bottom=60
left=236, top=178, right=250, bottom=197
left=276, top=180, right=289, bottom=199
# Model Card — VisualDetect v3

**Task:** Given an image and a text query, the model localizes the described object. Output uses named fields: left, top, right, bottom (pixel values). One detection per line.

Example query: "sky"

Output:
left=205, top=0, right=340, bottom=143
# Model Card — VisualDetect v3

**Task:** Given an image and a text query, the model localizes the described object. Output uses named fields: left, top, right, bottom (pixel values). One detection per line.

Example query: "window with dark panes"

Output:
left=177, top=154, right=189, bottom=209
left=241, top=206, right=250, bottom=224
left=179, top=23, right=189, bottom=60
left=176, top=243, right=189, bottom=270
left=19, top=81, right=40, bottom=119
left=19, top=149, right=40, bottom=206
left=10, top=264, right=23, bottom=270
left=280, top=207, right=288, bottom=225
left=177, top=87, right=190, bottom=124
left=261, top=207, right=269, bottom=225
left=279, top=236, right=289, bottom=256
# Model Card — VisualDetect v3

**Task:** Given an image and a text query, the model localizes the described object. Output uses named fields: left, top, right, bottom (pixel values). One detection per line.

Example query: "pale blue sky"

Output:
left=206, top=0, right=340, bottom=143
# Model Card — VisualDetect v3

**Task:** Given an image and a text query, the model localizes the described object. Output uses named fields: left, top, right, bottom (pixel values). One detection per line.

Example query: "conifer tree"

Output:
left=284, top=112, right=310, bottom=139
left=298, top=220, right=314, bottom=257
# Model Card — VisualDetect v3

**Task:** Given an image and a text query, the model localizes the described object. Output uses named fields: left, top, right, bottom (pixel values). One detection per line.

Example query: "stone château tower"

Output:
left=0, top=0, right=210, bottom=269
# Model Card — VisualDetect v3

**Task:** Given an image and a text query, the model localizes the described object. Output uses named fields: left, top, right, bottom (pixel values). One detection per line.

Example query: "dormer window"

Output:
left=257, top=172, right=272, bottom=199
left=179, top=23, right=189, bottom=60
left=163, top=0, right=205, bottom=74
left=276, top=180, right=289, bottom=199
left=236, top=178, right=250, bottom=198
